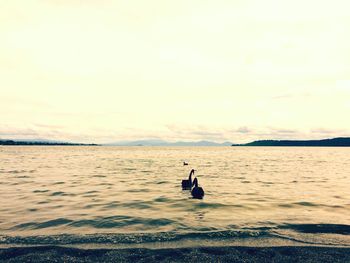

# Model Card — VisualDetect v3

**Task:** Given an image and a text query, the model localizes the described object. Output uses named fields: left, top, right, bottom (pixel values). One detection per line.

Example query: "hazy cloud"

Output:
left=0, top=127, right=39, bottom=138
left=270, top=128, right=299, bottom=134
left=1, top=124, right=349, bottom=144
left=235, top=126, right=251, bottom=133
left=311, top=128, right=349, bottom=137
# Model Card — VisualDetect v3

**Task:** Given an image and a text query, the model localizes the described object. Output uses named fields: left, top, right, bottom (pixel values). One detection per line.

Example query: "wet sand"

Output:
left=1, top=246, right=349, bottom=262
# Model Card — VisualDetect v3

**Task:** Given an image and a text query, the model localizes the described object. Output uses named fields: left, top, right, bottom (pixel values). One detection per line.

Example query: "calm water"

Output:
left=0, top=146, right=349, bottom=247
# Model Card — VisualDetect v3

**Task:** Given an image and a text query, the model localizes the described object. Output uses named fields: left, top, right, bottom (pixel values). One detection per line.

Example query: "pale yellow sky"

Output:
left=1, top=0, right=349, bottom=143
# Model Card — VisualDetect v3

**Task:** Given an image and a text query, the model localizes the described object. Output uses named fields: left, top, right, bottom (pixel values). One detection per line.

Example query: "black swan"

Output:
left=181, top=169, right=194, bottom=189
left=191, top=177, right=204, bottom=199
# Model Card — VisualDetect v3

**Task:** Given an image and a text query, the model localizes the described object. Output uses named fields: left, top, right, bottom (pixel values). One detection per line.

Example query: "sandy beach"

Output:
left=1, top=246, right=349, bottom=262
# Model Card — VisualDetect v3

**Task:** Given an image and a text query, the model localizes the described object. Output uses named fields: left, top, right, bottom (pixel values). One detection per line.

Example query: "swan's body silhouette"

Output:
left=191, top=178, right=204, bottom=199
left=181, top=169, right=194, bottom=189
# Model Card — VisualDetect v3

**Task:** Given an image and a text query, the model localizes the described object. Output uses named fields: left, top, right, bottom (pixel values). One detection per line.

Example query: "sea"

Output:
left=0, top=146, right=349, bottom=249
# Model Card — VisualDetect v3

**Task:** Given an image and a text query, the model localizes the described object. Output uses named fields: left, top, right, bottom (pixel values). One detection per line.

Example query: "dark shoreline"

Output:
left=1, top=245, right=349, bottom=262
left=232, top=137, right=350, bottom=147
left=0, top=140, right=98, bottom=146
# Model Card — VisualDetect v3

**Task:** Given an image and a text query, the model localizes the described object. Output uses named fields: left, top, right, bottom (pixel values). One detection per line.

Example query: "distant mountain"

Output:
left=105, top=140, right=233, bottom=146
left=170, top=140, right=233, bottom=146
left=233, top=137, right=350, bottom=147
left=0, top=139, right=98, bottom=146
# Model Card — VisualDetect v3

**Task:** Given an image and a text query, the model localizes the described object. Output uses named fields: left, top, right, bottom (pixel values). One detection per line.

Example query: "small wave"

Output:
left=12, top=218, right=73, bottom=230
left=246, top=223, right=350, bottom=236
left=278, top=203, right=346, bottom=209
left=53, top=182, right=65, bottom=185
left=1, top=223, right=350, bottom=246
left=33, top=190, right=49, bottom=193
left=83, top=204, right=105, bottom=209
left=280, top=224, right=350, bottom=235
left=278, top=204, right=294, bottom=208
left=84, top=191, right=99, bottom=194
left=121, top=201, right=152, bottom=209
left=7, top=170, right=26, bottom=174
left=122, top=168, right=137, bottom=171
left=293, top=201, right=318, bottom=207
left=102, top=201, right=120, bottom=209
left=69, top=216, right=175, bottom=229
left=99, top=183, right=113, bottom=186
left=0, top=230, right=270, bottom=246
left=153, top=197, right=170, bottom=203
left=11, top=216, right=177, bottom=231
left=128, top=189, right=150, bottom=193
left=37, top=200, right=50, bottom=204
left=190, top=202, right=245, bottom=210
left=155, top=181, right=169, bottom=185
left=50, top=191, right=75, bottom=197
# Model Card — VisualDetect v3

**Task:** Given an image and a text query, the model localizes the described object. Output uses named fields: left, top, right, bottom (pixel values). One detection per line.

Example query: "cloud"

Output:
left=0, top=127, right=39, bottom=138
left=235, top=126, right=251, bottom=133
left=164, top=124, right=230, bottom=142
left=1, top=123, right=349, bottom=144
left=165, top=125, right=306, bottom=143
left=311, top=128, right=349, bottom=137
left=0, top=125, right=96, bottom=143
left=227, top=127, right=304, bottom=142
left=270, top=128, right=299, bottom=134
left=33, top=123, right=65, bottom=129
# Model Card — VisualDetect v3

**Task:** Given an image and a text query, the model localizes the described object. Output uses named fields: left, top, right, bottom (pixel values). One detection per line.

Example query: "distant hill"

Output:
left=106, top=140, right=233, bottom=146
left=233, top=137, right=350, bottom=147
left=0, top=139, right=98, bottom=146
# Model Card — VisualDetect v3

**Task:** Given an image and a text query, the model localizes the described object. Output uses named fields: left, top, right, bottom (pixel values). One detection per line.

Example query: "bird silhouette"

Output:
left=191, top=177, right=205, bottom=199
left=181, top=169, right=194, bottom=189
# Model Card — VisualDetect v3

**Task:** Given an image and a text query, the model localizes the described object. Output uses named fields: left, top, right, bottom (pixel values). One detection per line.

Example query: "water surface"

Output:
left=0, top=146, right=349, bottom=247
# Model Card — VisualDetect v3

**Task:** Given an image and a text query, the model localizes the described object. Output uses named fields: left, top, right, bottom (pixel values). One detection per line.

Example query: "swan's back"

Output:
left=191, top=186, right=204, bottom=199
left=181, top=169, right=194, bottom=190
left=191, top=177, right=205, bottom=199
left=181, top=179, right=191, bottom=189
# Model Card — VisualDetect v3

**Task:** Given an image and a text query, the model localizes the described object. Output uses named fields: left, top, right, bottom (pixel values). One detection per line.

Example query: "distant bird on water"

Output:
left=191, top=177, right=205, bottom=199
left=181, top=169, right=194, bottom=189
left=183, top=161, right=188, bottom=166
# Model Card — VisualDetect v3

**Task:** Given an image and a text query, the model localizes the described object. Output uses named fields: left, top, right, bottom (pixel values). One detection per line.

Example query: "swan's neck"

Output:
left=193, top=178, right=198, bottom=187
left=189, top=170, right=194, bottom=181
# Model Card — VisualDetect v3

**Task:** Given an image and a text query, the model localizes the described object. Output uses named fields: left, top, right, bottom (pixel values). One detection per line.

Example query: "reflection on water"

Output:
left=0, top=146, right=349, bottom=246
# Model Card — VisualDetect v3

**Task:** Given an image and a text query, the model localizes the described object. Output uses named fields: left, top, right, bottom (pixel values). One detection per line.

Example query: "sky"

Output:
left=1, top=0, right=350, bottom=143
